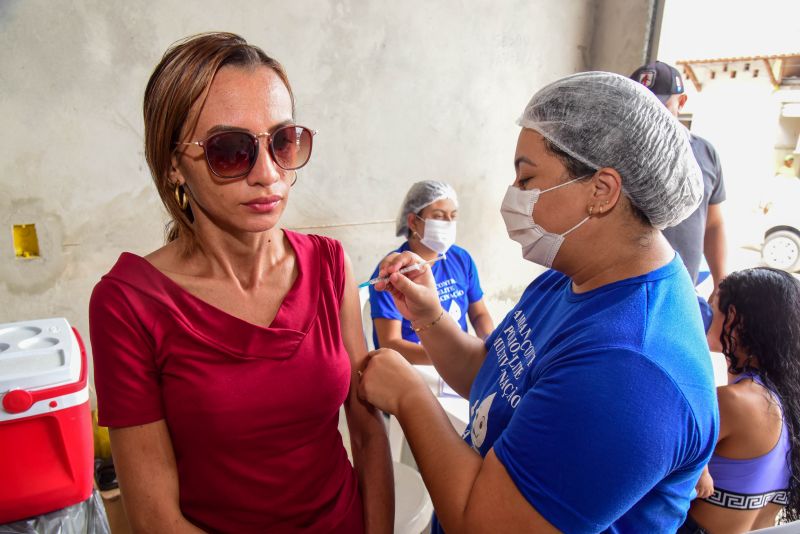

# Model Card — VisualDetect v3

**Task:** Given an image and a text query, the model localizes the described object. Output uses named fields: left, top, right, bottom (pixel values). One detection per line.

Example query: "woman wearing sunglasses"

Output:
left=89, top=33, right=392, bottom=533
left=369, top=180, right=493, bottom=364
left=358, top=72, right=718, bottom=532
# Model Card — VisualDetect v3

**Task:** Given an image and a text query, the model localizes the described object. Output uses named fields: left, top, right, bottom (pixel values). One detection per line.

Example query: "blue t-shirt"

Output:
left=369, top=243, right=483, bottom=348
left=431, top=255, right=718, bottom=534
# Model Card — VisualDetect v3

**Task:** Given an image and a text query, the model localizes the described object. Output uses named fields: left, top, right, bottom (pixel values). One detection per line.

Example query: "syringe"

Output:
left=358, top=254, right=446, bottom=288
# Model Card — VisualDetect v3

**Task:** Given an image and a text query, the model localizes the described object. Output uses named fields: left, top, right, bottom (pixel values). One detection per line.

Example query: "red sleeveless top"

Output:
left=90, top=231, right=363, bottom=533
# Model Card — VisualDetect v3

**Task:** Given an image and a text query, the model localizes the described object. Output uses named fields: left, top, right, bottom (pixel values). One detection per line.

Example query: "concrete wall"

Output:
left=0, top=0, right=652, bottom=379
left=589, top=0, right=657, bottom=74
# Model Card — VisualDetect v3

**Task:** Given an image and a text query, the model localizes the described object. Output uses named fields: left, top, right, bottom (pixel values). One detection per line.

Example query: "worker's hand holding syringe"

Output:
left=365, top=252, right=445, bottom=325
left=358, top=254, right=445, bottom=288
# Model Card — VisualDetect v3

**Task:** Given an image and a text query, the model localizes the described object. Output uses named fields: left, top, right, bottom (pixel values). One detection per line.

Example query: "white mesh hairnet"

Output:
left=396, top=180, right=459, bottom=236
left=517, top=71, right=702, bottom=229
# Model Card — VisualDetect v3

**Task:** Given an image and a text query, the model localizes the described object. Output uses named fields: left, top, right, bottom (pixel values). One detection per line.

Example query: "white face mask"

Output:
left=500, top=176, right=591, bottom=268
left=416, top=216, right=457, bottom=255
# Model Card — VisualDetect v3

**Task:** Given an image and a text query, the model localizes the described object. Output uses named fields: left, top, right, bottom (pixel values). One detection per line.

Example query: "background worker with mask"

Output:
left=369, top=180, right=493, bottom=364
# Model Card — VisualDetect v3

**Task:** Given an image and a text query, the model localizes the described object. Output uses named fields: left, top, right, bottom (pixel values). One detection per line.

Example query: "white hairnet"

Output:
left=396, top=180, right=459, bottom=236
left=517, top=71, right=702, bottom=229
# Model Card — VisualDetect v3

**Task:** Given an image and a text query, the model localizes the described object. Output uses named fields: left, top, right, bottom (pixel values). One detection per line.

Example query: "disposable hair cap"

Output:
left=517, top=71, right=702, bottom=229
left=396, top=180, right=459, bottom=236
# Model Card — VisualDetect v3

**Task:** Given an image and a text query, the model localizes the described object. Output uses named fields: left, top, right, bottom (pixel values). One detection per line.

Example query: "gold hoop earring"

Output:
left=174, top=183, right=188, bottom=210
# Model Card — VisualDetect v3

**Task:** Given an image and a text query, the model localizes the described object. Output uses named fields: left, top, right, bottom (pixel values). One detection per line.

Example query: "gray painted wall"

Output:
left=589, top=0, right=657, bottom=74
left=0, top=0, right=651, bottom=379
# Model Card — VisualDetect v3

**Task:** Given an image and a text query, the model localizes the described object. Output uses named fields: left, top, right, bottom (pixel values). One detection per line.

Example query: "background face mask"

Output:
left=418, top=217, right=457, bottom=255
left=500, top=177, right=590, bottom=268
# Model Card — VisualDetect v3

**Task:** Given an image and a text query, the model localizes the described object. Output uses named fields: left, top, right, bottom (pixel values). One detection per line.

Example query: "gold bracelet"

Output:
left=412, top=310, right=445, bottom=333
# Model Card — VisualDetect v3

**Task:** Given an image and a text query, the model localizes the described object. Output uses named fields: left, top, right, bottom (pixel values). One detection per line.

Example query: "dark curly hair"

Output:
left=717, top=267, right=800, bottom=521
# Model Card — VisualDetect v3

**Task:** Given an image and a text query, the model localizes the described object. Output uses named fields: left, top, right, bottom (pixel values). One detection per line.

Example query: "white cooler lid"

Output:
left=0, top=317, right=81, bottom=392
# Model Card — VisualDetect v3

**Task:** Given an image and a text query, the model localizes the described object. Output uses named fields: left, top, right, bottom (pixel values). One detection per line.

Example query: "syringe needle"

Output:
left=358, top=254, right=446, bottom=288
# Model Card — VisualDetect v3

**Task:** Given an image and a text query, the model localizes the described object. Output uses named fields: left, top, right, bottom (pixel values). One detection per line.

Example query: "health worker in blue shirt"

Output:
left=357, top=72, right=719, bottom=533
left=369, top=180, right=493, bottom=364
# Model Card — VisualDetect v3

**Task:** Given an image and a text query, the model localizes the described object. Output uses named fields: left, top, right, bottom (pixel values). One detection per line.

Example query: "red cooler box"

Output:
left=0, top=318, right=93, bottom=523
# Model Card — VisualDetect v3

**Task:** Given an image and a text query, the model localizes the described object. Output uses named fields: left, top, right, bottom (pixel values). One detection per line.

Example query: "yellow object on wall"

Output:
left=12, top=224, right=40, bottom=258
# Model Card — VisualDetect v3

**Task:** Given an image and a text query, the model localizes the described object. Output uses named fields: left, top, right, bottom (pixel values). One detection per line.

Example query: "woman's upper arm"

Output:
left=110, top=421, right=196, bottom=532
left=460, top=450, right=558, bottom=534
left=338, top=251, right=385, bottom=431
left=339, top=252, right=369, bottom=372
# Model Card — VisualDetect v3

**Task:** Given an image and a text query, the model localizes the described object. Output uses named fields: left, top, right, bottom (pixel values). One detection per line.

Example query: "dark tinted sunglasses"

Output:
left=176, top=125, right=316, bottom=179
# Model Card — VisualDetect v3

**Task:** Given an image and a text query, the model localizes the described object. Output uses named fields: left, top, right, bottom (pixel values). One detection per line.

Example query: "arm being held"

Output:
left=341, top=253, right=394, bottom=533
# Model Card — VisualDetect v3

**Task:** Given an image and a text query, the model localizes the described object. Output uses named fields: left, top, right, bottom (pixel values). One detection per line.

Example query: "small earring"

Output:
left=588, top=205, right=594, bottom=216
left=599, top=206, right=604, bottom=214
left=174, top=183, right=188, bottom=210
left=290, top=171, right=298, bottom=187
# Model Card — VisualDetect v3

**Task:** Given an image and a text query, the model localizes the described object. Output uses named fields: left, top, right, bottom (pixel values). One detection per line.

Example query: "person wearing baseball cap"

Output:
left=631, top=60, right=687, bottom=113
left=631, top=60, right=728, bottom=331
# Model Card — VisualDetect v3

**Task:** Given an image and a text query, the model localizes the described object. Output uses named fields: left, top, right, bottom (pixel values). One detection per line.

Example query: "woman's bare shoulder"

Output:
left=144, top=241, right=188, bottom=273
left=718, top=378, right=780, bottom=424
